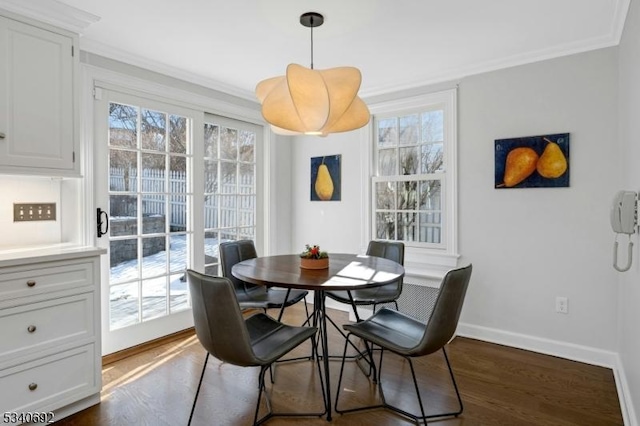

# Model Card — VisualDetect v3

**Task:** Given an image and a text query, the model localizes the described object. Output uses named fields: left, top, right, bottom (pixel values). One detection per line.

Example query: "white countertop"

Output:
left=0, top=244, right=106, bottom=268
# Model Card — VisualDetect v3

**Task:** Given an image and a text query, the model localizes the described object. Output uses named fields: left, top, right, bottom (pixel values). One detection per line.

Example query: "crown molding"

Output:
left=80, top=38, right=256, bottom=102
left=361, top=0, right=631, bottom=98
left=0, top=0, right=99, bottom=34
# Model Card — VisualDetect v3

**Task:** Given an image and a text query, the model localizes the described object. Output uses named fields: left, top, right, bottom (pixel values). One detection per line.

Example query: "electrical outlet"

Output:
left=555, top=296, right=568, bottom=314
left=13, top=203, right=56, bottom=222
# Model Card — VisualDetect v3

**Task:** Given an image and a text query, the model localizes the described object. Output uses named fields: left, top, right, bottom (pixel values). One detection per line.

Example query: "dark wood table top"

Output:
left=231, top=253, right=405, bottom=291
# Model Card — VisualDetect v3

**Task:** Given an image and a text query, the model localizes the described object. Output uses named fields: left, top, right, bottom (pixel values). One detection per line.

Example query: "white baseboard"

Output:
left=614, top=354, right=638, bottom=426
left=317, top=295, right=637, bottom=426
left=457, top=322, right=636, bottom=426
left=456, top=322, right=618, bottom=367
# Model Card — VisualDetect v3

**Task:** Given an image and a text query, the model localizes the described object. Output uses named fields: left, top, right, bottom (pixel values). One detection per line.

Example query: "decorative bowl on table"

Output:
left=299, top=244, right=329, bottom=269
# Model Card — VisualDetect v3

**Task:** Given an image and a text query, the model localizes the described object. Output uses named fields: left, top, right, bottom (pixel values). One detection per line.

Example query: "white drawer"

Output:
left=0, top=293, right=94, bottom=362
left=0, top=261, right=94, bottom=303
left=0, top=344, right=97, bottom=418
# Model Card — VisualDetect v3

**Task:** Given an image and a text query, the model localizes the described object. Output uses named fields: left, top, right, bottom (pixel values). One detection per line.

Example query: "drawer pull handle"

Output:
left=0, top=132, right=5, bottom=139
left=27, top=325, right=36, bottom=333
left=27, top=280, right=36, bottom=287
left=28, top=383, right=38, bottom=391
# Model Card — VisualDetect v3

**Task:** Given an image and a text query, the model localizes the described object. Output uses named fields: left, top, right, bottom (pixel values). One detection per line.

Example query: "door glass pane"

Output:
left=204, top=160, right=218, bottom=193
left=142, top=195, right=166, bottom=234
left=110, top=282, right=139, bottom=329
left=239, top=164, right=254, bottom=189
left=109, top=150, right=137, bottom=192
left=142, top=276, right=167, bottom=321
left=170, top=273, right=189, bottom=313
left=239, top=196, right=255, bottom=227
left=204, top=124, right=219, bottom=159
left=220, top=162, right=237, bottom=193
left=220, top=127, right=238, bottom=160
left=142, top=153, right=166, bottom=192
left=220, top=196, right=237, bottom=228
left=110, top=195, right=138, bottom=231
left=169, top=234, right=187, bottom=273
left=141, top=109, right=166, bottom=151
left=110, top=239, right=139, bottom=283
left=142, top=236, right=166, bottom=278
left=239, top=130, right=255, bottom=162
left=109, top=103, right=138, bottom=149
left=170, top=194, right=188, bottom=233
left=204, top=195, right=218, bottom=228
left=169, top=115, right=187, bottom=154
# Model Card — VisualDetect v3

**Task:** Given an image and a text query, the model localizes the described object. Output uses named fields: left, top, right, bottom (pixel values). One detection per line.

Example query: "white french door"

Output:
left=94, top=89, right=202, bottom=355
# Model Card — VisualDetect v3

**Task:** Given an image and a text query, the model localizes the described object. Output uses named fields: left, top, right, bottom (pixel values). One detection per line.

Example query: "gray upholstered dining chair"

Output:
left=334, top=264, right=472, bottom=425
left=219, top=240, right=309, bottom=320
left=325, top=240, right=405, bottom=320
left=186, top=270, right=326, bottom=426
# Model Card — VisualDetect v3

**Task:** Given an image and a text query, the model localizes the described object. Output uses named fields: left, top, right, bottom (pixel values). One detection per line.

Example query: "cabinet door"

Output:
left=0, top=16, right=76, bottom=175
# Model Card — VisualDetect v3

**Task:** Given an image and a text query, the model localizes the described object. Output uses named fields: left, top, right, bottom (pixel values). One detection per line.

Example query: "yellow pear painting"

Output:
left=311, top=155, right=341, bottom=201
left=495, top=133, right=569, bottom=188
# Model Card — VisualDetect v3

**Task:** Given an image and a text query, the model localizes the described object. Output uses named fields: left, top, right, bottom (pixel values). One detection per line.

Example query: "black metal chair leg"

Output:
left=256, top=340, right=327, bottom=425
left=254, top=366, right=272, bottom=426
left=188, top=352, right=209, bottom=425
left=442, top=347, right=464, bottom=416
left=321, top=313, right=376, bottom=377
left=335, top=333, right=385, bottom=415
left=336, top=345, right=465, bottom=424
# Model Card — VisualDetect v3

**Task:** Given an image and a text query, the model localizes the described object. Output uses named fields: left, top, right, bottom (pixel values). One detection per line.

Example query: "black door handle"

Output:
left=97, top=208, right=109, bottom=238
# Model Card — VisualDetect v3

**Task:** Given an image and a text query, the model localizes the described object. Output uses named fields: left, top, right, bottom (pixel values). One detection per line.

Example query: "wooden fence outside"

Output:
left=109, top=168, right=254, bottom=231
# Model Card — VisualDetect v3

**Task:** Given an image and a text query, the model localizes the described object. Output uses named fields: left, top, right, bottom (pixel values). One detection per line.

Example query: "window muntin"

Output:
left=373, top=103, right=448, bottom=250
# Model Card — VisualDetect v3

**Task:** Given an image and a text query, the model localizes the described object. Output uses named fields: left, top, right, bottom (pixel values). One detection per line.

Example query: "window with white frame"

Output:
left=371, top=89, right=457, bottom=260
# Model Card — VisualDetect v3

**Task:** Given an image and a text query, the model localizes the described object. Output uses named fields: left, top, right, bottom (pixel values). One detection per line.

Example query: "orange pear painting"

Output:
left=495, top=133, right=569, bottom=188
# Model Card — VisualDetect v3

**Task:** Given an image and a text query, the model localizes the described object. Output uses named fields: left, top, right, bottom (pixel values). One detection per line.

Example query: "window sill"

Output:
left=403, top=248, right=460, bottom=285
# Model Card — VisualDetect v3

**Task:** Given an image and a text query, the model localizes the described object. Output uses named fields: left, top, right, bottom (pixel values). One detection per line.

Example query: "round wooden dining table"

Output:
left=232, top=253, right=405, bottom=421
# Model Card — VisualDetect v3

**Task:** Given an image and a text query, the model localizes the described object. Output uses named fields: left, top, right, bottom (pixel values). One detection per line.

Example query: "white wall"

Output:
left=290, top=131, right=367, bottom=255
left=457, top=48, right=620, bottom=356
left=288, top=47, right=621, bottom=363
left=0, top=176, right=63, bottom=248
left=617, top=0, right=640, bottom=421
left=267, top=134, right=294, bottom=255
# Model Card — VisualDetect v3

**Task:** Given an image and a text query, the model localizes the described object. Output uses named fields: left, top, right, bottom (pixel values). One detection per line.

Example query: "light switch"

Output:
left=13, top=203, right=56, bottom=222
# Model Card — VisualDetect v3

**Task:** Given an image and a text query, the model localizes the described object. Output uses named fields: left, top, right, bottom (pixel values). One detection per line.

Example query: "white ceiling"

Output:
left=1, top=0, right=631, bottom=101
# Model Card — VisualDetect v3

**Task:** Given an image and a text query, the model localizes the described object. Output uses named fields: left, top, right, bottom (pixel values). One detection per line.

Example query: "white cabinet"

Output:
left=0, top=248, right=103, bottom=424
left=0, top=13, right=79, bottom=176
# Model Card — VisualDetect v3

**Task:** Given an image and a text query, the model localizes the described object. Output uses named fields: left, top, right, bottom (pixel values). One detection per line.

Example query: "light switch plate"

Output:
left=13, top=203, right=56, bottom=222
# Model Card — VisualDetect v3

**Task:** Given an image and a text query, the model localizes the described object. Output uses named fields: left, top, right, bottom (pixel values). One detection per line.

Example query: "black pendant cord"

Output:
left=300, top=12, right=323, bottom=70
left=310, top=16, right=314, bottom=69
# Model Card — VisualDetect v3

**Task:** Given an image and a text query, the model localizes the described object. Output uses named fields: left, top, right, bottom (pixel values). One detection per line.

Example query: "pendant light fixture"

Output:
left=255, top=12, right=370, bottom=136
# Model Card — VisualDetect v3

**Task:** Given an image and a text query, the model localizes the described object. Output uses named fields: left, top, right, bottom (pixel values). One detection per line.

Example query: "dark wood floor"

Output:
left=56, top=305, right=623, bottom=426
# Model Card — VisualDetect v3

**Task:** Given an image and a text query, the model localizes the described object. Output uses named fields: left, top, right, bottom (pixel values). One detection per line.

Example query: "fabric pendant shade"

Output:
left=255, top=12, right=370, bottom=136
left=256, top=64, right=370, bottom=136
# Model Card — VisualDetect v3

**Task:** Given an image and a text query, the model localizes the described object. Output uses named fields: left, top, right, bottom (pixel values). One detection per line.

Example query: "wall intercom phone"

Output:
left=611, top=190, right=638, bottom=272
